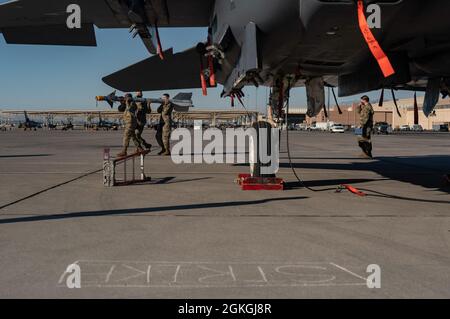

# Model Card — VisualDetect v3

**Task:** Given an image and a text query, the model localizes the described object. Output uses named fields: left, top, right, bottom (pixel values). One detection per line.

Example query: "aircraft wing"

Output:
left=103, top=47, right=203, bottom=91
left=0, top=0, right=213, bottom=46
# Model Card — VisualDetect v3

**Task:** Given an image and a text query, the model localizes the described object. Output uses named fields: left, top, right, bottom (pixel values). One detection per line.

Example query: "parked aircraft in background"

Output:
left=18, top=111, right=43, bottom=131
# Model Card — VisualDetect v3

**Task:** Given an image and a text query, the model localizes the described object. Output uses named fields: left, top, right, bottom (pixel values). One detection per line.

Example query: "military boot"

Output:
left=358, top=152, right=372, bottom=159
left=358, top=141, right=373, bottom=159
left=136, top=147, right=145, bottom=154
left=367, top=143, right=373, bottom=159
left=162, top=141, right=170, bottom=156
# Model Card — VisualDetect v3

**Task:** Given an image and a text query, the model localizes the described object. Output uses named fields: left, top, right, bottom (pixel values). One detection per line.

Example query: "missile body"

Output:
left=96, top=91, right=193, bottom=111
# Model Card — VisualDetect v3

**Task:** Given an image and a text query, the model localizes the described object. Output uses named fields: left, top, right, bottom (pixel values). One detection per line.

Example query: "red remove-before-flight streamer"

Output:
left=357, top=0, right=395, bottom=78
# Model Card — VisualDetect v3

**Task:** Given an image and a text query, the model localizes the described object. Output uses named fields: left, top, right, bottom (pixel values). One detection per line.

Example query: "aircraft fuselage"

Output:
left=209, top=0, right=450, bottom=97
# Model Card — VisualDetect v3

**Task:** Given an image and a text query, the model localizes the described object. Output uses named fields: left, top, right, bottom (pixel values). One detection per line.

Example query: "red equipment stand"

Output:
left=235, top=121, right=284, bottom=191
left=236, top=174, right=284, bottom=191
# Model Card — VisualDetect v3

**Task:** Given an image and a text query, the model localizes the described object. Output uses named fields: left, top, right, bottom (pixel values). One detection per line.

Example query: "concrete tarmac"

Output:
left=0, top=129, right=449, bottom=298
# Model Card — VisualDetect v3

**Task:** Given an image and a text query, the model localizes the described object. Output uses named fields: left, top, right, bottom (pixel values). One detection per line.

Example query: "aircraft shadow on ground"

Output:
left=0, top=196, right=308, bottom=225
left=0, top=154, right=53, bottom=158
left=234, top=155, right=450, bottom=203
left=284, top=178, right=386, bottom=191
left=278, top=155, right=450, bottom=194
left=128, top=177, right=211, bottom=186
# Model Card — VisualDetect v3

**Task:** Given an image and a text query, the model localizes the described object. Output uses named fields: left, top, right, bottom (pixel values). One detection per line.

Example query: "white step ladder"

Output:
left=103, top=148, right=151, bottom=187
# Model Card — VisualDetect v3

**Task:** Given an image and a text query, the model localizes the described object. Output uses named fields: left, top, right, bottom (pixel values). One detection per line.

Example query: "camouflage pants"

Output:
left=136, top=125, right=150, bottom=147
left=156, top=123, right=171, bottom=151
left=156, top=124, right=164, bottom=150
left=162, top=123, right=171, bottom=151
left=123, top=123, right=141, bottom=149
left=358, top=125, right=373, bottom=155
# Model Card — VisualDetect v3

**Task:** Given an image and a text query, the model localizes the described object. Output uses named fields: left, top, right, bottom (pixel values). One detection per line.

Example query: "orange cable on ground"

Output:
left=339, top=184, right=367, bottom=197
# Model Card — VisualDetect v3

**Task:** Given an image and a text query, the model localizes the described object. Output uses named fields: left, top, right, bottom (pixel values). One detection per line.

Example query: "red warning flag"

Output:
left=208, top=56, right=216, bottom=87
left=200, top=71, right=208, bottom=96
left=357, top=0, right=395, bottom=78
left=154, top=23, right=164, bottom=60
left=199, top=57, right=208, bottom=96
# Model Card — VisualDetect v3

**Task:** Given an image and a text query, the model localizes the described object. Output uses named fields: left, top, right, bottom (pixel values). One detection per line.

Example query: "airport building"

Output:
left=302, top=96, right=450, bottom=130
left=383, top=96, right=450, bottom=130
left=305, top=103, right=393, bottom=127
left=286, top=107, right=307, bottom=126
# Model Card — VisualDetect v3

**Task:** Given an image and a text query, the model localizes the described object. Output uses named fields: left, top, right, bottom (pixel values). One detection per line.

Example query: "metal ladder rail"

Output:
left=103, top=148, right=150, bottom=187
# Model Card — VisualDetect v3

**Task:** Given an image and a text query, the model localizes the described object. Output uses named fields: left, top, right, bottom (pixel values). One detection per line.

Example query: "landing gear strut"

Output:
left=236, top=79, right=288, bottom=191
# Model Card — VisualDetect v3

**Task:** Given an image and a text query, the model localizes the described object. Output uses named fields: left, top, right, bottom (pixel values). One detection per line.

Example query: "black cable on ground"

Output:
left=0, top=169, right=102, bottom=211
left=285, top=82, right=321, bottom=192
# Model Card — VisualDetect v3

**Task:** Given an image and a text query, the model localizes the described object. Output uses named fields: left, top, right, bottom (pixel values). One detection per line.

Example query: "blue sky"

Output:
left=0, top=4, right=416, bottom=112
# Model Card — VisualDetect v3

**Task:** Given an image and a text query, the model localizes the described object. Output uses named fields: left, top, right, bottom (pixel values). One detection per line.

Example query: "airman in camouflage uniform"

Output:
left=358, top=95, right=375, bottom=159
left=135, top=91, right=152, bottom=150
left=156, top=94, right=174, bottom=156
left=117, top=93, right=143, bottom=158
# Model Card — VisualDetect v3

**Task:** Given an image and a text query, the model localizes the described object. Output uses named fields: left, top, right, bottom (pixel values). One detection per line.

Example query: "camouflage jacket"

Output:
left=157, top=102, right=174, bottom=126
left=360, top=103, right=374, bottom=127
left=136, top=100, right=151, bottom=126
left=122, top=101, right=138, bottom=125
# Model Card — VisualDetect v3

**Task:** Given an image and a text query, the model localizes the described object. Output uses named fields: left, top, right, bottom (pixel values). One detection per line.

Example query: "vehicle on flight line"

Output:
left=330, top=123, right=345, bottom=133
left=399, top=124, right=411, bottom=132
left=433, top=124, right=449, bottom=133
left=410, top=124, right=424, bottom=132
left=44, top=122, right=58, bottom=130
left=95, top=113, right=119, bottom=131
left=1, top=1, right=450, bottom=123
left=374, top=122, right=392, bottom=135
left=0, top=123, right=13, bottom=131
left=61, top=122, right=75, bottom=131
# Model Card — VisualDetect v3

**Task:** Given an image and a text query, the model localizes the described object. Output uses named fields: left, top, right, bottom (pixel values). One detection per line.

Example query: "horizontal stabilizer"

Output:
left=172, top=93, right=194, bottom=112
left=103, top=47, right=203, bottom=92
left=1, top=24, right=96, bottom=46
left=173, top=105, right=190, bottom=113
left=173, top=93, right=193, bottom=101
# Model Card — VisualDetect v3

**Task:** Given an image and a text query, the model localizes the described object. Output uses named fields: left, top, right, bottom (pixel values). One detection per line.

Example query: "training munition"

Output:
left=96, top=91, right=193, bottom=111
